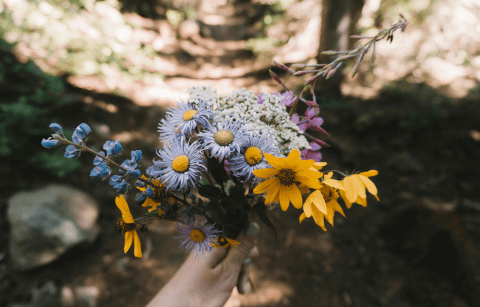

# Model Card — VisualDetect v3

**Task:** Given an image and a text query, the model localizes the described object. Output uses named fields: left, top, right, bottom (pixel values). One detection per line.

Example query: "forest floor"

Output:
left=1, top=1, right=480, bottom=306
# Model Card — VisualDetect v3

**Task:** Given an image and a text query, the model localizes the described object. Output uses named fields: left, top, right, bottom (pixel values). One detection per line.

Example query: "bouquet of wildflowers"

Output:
left=41, top=17, right=406, bottom=259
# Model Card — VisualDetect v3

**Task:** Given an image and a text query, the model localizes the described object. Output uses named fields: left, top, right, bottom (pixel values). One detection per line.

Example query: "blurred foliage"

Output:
left=0, top=39, right=81, bottom=178
left=373, top=0, right=439, bottom=27
left=0, top=0, right=163, bottom=90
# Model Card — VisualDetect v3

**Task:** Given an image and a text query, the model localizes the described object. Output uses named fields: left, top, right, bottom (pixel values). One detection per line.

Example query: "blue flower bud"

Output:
left=93, top=151, right=106, bottom=166
left=41, top=138, right=61, bottom=149
left=49, top=123, right=63, bottom=135
left=130, top=150, right=143, bottom=163
left=109, top=175, right=123, bottom=186
left=145, top=186, right=155, bottom=198
left=103, top=140, right=122, bottom=157
left=135, top=179, right=146, bottom=188
left=90, top=162, right=111, bottom=181
left=72, top=123, right=91, bottom=145
left=64, top=145, right=81, bottom=158
left=131, top=169, right=141, bottom=178
left=113, top=179, right=130, bottom=194
left=135, top=192, right=147, bottom=205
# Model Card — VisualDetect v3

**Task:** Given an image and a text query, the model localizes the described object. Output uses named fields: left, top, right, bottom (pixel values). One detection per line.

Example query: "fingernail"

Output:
left=246, top=222, right=259, bottom=237
left=242, top=283, right=248, bottom=293
left=243, top=257, right=252, bottom=266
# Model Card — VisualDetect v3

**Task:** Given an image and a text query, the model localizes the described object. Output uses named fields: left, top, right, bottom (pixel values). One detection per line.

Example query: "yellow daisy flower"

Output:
left=299, top=173, right=345, bottom=231
left=253, top=149, right=323, bottom=211
left=341, top=170, right=379, bottom=207
left=115, top=195, right=142, bottom=258
left=137, top=176, right=166, bottom=212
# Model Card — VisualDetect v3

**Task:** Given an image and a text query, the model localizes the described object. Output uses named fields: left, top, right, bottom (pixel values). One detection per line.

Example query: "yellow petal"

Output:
left=339, top=189, right=353, bottom=209
left=264, top=182, right=280, bottom=204
left=343, top=176, right=360, bottom=203
left=352, top=175, right=366, bottom=199
left=355, top=196, right=367, bottom=207
left=297, top=169, right=323, bottom=179
left=360, top=170, right=378, bottom=177
left=263, top=152, right=285, bottom=169
left=116, top=195, right=134, bottom=223
left=311, top=206, right=327, bottom=231
left=311, top=162, right=327, bottom=170
left=324, top=178, right=344, bottom=190
left=253, top=177, right=278, bottom=194
left=299, top=212, right=307, bottom=223
left=288, top=185, right=303, bottom=209
left=286, top=149, right=301, bottom=165
left=303, top=199, right=313, bottom=217
left=331, top=199, right=346, bottom=218
left=137, top=186, right=147, bottom=192
left=291, top=159, right=314, bottom=172
left=279, top=187, right=290, bottom=211
left=253, top=168, right=279, bottom=178
left=133, top=230, right=142, bottom=258
left=296, top=175, right=321, bottom=190
left=298, top=184, right=310, bottom=195
left=358, top=175, right=378, bottom=197
left=124, top=231, right=133, bottom=254
left=324, top=172, right=333, bottom=181
left=311, top=190, right=328, bottom=215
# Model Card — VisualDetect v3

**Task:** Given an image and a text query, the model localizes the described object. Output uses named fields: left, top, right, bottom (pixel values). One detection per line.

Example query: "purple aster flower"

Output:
left=154, top=136, right=206, bottom=192
left=174, top=217, right=222, bottom=259
left=158, top=114, right=181, bottom=143
left=197, top=115, right=247, bottom=161
left=301, top=141, right=322, bottom=162
left=166, top=100, right=214, bottom=138
left=228, top=129, right=280, bottom=184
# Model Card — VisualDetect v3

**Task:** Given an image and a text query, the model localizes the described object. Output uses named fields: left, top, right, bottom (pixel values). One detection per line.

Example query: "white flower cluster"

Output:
left=185, top=86, right=311, bottom=155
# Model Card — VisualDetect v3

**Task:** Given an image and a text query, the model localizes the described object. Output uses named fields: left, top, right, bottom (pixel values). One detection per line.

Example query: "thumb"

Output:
left=223, top=222, right=260, bottom=272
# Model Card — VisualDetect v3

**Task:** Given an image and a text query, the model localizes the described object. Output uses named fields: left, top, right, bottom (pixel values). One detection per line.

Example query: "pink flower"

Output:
left=291, top=107, right=324, bottom=132
left=301, top=142, right=322, bottom=162
left=273, top=91, right=297, bottom=106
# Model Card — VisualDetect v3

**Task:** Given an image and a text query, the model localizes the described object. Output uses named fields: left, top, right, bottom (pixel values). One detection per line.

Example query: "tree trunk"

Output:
left=316, top=0, right=365, bottom=97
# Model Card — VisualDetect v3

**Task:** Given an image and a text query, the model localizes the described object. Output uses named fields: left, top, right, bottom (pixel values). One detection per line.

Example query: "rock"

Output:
left=7, top=184, right=100, bottom=271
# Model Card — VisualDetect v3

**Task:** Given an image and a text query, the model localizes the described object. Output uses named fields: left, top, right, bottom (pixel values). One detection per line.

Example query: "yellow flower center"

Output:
left=244, top=147, right=263, bottom=166
left=277, top=168, right=296, bottom=186
left=116, top=217, right=136, bottom=234
left=183, top=110, right=198, bottom=121
left=172, top=155, right=189, bottom=173
left=214, top=130, right=234, bottom=146
left=319, top=183, right=335, bottom=202
left=189, top=228, right=206, bottom=242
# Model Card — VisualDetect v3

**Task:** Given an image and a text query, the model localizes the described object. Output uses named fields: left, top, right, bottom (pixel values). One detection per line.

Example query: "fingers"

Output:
left=223, top=222, right=260, bottom=273
left=236, top=246, right=260, bottom=294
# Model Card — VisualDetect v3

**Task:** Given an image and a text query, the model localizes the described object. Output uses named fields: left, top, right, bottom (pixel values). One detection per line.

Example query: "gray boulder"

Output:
left=7, top=184, right=100, bottom=271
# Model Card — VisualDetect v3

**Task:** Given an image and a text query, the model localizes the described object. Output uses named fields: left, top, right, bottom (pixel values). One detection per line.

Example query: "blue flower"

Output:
left=103, top=140, right=122, bottom=157
left=110, top=175, right=123, bottom=186
left=64, top=145, right=82, bottom=158
left=228, top=129, right=280, bottom=184
left=119, top=159, right=141, bottom=178
left=174, top=217, right=222, bottom=259
left=41, top=138, right=62, bottom=149
left=166, top=100, right=214, bottom=138
left=93, top=151, right=106, bottom=166
left=112, top=179, right=130, bottom=193
left=49, top=123, right=64, bottom=135
left=135, top=192, right=147, bottom=205
left=154, top=136, right=206, bottom=192
left=90, top=162, right=112, bottom=181
left=130, top=150, right=143, bottom=164
left=197, top=115, right=247, bottom=161
left=145, top=186, right=155, bottom=198
left=72, top=123, right=91, bottom=145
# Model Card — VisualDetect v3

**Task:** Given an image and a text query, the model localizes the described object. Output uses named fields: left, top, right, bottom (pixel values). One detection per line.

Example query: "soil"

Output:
left=1, top=2, right=480, bottom=307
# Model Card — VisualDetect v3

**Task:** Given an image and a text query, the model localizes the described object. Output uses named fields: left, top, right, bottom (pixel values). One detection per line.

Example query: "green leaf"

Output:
left=207, top=156, right=227, bottom=186
left=197, top=184, right=222, bottom=199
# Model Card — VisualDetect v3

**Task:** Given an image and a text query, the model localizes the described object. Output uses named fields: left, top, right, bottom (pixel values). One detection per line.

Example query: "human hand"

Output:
left=146, top=222, right=260, bottom=307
